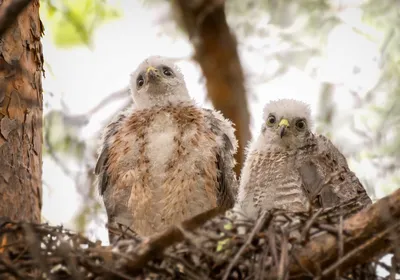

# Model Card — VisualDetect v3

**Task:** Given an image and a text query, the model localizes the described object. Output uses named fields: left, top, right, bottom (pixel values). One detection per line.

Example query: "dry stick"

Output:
left=110, top=207, right=224, bottom=278
left=222, top=211, right=270, bottom=280
left=316, top=220, right=400, bottom=280
left=22, top=224, right=54, bottom=279
left=258, top=242, right=270, bottom=280
left=278, top=229, right=289, bottom=280
left=268, top=226, right=279, bottom=266
left=300, top=208, right=323, bottom=243
left=165, top=252, right=209, bottom=280
left=176, top=224, right=221, bottom=261
left=336, top=207, right=344, bottom=279
left=0, top=256, right=24, bottom=279
left=290, top=187, right=400, bottom=278
left=317, top=224, right=342, bottom=235
left=0, top=0, right=32, bottom=37
left=390, top=255, right=397, bottom=280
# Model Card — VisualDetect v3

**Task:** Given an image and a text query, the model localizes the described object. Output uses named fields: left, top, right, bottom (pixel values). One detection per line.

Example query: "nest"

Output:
left=0, top=198, right=399, bottom=280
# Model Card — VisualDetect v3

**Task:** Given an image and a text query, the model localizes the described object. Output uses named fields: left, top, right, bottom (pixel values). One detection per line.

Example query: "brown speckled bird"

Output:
left=236, top=99, right=372, bottom=219
left=95, top=56, right=238, bottom=242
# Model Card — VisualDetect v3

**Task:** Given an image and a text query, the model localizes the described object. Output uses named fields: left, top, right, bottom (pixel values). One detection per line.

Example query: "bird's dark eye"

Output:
left=296, top=120, right=306, bottom=130
left=136, top=75, right=144, bottom=88
left=267, top=115, right=276, bottom=126
left=162, top=67, right=173, bottom=77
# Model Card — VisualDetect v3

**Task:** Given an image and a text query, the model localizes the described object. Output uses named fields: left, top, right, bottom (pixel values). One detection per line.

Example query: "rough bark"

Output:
left=290, top=187, right=400, bottom=279
left=0, top=0, right=43, bottom=223
left=173, top=0, right=251, bottom=176
left=0, top=0, right=33, bottom=37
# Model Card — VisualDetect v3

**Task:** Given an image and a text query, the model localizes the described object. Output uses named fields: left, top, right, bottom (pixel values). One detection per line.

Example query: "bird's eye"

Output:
left=296, top=120, right=306, bottom=130
left=136, top=75, right=144, bottom=88
left=162, top=67, right=173, bottom=77
left=267, top=115, right=276, bottom=126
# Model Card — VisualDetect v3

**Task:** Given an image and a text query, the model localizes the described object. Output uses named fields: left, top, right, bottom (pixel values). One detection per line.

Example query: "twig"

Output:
left=291, top=187, right=400, bottom=278
left=317, top=220, right=400, bottom=279
left=336, top=207, right=344, bottom=279
left=222, top=211, right=269, bottom=280
left=22, top=224, right=53, bottom=279
left=300, top=208, right=323, bottom=243
left=112, top=207, right=224, bottom=278
left=278, top=229, right=289, bottom=280
left=0, top=256, right=24, bottom=279
left=390, top=255, right=397, bottom=280
left=176, top=224, right=221, bottom=261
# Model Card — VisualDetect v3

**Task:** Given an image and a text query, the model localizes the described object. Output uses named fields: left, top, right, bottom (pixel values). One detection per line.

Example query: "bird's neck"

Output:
left=253, top=134, right=299, bottom=153
left=135, top=91, right=193, bottom=109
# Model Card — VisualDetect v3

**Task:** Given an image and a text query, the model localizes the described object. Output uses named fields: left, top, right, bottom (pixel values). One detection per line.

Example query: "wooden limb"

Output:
left=0, top=0, right=32, bottom=37
left=109, top=207, right=224, bottom=279
left=173, top=0, right=251, bottom=175
left=222, top=211, right=270, bottom=280
left=290, top=187, right=400, bottom=279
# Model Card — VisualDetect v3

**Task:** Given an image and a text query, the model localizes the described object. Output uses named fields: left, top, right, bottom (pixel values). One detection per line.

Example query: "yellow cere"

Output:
left=146, top=66, right=156, bottom=73
left=278, top=118, right=289, bottom=127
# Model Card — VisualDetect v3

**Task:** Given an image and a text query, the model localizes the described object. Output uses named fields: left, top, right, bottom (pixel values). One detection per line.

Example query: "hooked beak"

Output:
left=146, top=66, right=160, bottom=82
left=278, top=118, right=289, bottom=138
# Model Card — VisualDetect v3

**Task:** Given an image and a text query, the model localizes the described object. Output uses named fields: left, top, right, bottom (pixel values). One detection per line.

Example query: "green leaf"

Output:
left=40, top=0, right=122, bottom=48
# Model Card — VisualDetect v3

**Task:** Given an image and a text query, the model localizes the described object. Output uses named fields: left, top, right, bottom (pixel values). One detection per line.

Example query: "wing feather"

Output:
left=298, top=134, right=372, bottom=209
left=95, top=113, right=127, bottom=195
left=203, top=109, right=238, bottom=210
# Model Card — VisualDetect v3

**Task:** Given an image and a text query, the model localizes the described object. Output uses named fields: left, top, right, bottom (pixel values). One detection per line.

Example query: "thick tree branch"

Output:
left=173, top=0, right=250, bottom=176
left=290, top=187, right=400, bottom=279
left=111, top=207, right=224, bottom=278
left=0, top=0, right=32, bottom=37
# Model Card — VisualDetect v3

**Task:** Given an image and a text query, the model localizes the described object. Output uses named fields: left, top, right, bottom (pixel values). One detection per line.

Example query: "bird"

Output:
left=235, top=98, right=372, bottom=220
left=95, top=55, right=238, bottom=242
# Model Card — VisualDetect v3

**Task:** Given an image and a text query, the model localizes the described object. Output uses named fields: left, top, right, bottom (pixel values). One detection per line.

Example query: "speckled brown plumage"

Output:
left=236, top=99, right=372, bottom=220
left=95, top=56, right=238, bottom=242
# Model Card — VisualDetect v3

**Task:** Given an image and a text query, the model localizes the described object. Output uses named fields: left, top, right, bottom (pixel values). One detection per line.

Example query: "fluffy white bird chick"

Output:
left=254, top=99, right=313, bottom=152
left=235, top=99, right=371, bottom=221
left=129, top=56, right=192, bottom=109
left=96, top=55, right=239, bottom=242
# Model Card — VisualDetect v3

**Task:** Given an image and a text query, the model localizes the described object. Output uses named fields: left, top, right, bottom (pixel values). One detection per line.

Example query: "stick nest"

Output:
left=0, top=198, right=398, bottom=280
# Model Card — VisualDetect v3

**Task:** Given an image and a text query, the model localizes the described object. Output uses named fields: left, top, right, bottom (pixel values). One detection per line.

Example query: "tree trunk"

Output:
left=0, top=0, right=43, bottom=223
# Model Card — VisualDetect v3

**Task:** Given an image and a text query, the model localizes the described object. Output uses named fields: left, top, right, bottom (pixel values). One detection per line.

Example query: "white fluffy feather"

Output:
left=263, top=99, right=313, bottom=128
left=129, top=56, right=192, bottom=109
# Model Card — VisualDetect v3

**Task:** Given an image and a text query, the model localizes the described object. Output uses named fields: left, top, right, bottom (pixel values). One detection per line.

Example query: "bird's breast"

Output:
left=147, top=113, right=178, bottom=177
left=121, top=106, right=219, bottom=235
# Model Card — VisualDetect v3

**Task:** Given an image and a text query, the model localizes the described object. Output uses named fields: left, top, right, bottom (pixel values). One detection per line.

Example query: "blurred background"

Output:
left=40, top=0, right=400, bottom=245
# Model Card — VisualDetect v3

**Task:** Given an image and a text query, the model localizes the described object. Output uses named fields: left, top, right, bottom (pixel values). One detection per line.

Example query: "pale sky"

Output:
left=40, top=1, right=386, bottom=245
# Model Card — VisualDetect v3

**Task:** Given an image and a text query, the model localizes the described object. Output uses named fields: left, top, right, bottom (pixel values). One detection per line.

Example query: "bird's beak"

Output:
left=278, top=118, right=289, bottom=138
left=146, top=66, right=159, bottom=81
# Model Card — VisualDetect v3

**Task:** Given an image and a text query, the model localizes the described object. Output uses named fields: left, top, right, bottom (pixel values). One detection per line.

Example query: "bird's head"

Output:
left=129, top=56, right=191, bottom=109
left=260, top=99, right=313, bottom=150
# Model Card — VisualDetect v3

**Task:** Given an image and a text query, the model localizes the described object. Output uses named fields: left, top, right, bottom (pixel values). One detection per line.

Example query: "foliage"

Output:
left=40, top=0, right=121, bottom=47
left=43, top=110, right=86, bottom=159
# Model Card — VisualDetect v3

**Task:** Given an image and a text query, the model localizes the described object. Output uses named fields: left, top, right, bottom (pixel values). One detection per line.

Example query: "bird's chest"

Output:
left=257, top=152, right=296, bottom=181
left=146, top=113, right=178, bottom=170
left=145, top=112, right=206, bottom=181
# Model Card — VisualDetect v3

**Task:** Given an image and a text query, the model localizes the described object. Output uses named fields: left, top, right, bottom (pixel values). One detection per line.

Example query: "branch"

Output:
left=110, top=207, right=225, bottom=278
left=290, top=187, right=400, bottom=279
left=173, top=0, right=251, bottom=175
left=0, top=0, right=32, bottom=37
